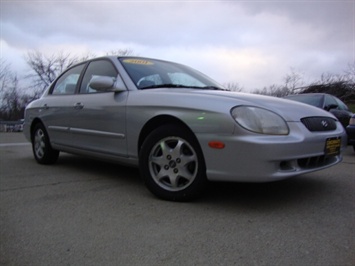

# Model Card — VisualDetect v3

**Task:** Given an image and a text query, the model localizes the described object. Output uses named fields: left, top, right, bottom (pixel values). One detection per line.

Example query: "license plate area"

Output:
left=324, top=137, right=341, bottom=156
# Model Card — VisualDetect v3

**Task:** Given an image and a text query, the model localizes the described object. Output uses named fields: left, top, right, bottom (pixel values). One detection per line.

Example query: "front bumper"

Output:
left=197, top=121, right=347, bottom=182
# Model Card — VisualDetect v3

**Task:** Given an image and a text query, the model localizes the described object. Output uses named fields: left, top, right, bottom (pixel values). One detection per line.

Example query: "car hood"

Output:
left=202, top=90, right=336, bottom=121
left=132, top=89, right=337, bottom=122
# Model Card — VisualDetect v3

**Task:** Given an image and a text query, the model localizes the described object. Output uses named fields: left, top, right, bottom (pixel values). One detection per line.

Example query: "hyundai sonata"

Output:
left=24, top=56, right=347, bottom=201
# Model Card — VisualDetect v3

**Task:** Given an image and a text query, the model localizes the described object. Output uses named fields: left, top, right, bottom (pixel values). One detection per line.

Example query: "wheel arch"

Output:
left=138, top=115, right=199, bottom=154
left=30, top=118, right=45, bottom=140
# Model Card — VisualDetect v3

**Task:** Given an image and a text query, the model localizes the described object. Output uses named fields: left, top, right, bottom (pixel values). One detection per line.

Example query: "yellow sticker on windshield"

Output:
left=123, top=59, right=154, bottom=65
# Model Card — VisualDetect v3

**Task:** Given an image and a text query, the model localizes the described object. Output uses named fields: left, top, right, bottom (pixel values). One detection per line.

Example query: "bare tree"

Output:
left=0, top=59, right=15, bottom=118
left=253, top=84, right=290, bottom=97
left=0, top=70, right=29, bottom=120
left=105, top=48, right=136, bottom=56
left=25, top=49, right=136, bottom=95
left=252, top=68, right=305, bottom=97
left=343, top=62, right=355, bottom=85
left=0, top=59, right=13, bottom=95
left=25, top=51, right=85, bottom=92
left=223, top=82, right=244, bottom=92
left=283, top=68, right=304, bottom=94
left=2, top=76, right=20, bottom=119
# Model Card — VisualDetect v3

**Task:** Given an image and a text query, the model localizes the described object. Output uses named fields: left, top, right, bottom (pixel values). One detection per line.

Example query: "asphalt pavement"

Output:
left=0, top=133, right=354, bottom=266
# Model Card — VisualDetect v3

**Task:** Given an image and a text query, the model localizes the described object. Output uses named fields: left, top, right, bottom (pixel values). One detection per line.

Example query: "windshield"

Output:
left=119, top=58, right=225, bottom=90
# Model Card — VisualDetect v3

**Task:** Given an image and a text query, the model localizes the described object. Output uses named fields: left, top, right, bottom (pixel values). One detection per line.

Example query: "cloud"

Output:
left=1, top=0, right=354, bottom=90
left=0, top=40, right=28, bottom=76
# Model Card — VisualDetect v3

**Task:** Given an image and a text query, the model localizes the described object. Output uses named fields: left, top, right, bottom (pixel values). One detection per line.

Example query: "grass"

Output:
left=347, top=103, right=355, bottom=113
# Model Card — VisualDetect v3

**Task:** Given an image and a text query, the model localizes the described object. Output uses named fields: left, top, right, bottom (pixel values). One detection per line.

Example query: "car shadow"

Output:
left=198, top=176, right=334, bottom=211
left=48, top=153, right=335, bottom=210
left=53, top=153, right=142, bottom=184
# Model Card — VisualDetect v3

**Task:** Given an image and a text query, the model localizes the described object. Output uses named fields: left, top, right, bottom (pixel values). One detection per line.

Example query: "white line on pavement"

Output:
left=0, top=143, right=31, bottom=147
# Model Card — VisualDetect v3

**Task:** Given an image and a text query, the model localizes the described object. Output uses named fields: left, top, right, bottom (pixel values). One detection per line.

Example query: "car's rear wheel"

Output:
left=32, top=123, right=59, bottom=164
left=139, top=124, right=207, bottom=201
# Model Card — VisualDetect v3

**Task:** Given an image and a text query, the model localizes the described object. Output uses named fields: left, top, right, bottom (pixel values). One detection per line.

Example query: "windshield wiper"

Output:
left=140, top=84, right=192, bottom=90
left=202, top=86, right=229, bottom=91
left=140, top=84, right=228, bottom=91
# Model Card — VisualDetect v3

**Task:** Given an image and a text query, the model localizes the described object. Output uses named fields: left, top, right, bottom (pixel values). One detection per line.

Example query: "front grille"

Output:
left=301, top=117, right=336, bottom=132
left=298, top=155, right=337, bottom=169
left=279, top=154, right=339, bottom=172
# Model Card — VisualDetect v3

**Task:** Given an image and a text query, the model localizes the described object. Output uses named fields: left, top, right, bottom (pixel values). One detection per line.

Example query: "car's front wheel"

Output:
left=139, top=124, right=207, bottom=201
left=32, top=123, right=59, bottom=164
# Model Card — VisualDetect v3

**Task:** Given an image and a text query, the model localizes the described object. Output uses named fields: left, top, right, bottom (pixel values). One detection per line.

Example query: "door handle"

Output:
left=43, top=104, right=49, bottom=110
left=74, top=102, right=84, bottom=110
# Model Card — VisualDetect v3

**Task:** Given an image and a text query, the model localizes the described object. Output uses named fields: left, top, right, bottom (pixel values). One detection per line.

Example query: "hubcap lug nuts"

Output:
left=164, top=165, right=169, bottom=170
left=174, top=168, right=178, bottom=173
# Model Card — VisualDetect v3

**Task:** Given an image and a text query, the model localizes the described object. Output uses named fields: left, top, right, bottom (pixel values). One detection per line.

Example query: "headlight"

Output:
left=231, top=106, right=289, bottom=135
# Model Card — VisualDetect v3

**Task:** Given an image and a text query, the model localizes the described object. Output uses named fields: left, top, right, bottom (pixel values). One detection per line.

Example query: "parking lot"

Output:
left=0, top=132, right=354, bottom=266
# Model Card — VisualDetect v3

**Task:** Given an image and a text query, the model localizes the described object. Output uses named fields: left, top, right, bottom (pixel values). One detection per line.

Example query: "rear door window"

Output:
left=51, top=64, right=85, bottom=95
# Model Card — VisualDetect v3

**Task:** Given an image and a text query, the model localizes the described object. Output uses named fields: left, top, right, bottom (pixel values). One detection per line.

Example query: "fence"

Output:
left=0, top=120, right=24, bottom=132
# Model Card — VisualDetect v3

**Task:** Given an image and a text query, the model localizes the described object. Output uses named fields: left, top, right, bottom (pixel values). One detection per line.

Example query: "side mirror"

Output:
left=325, top=104, right=338, bottom=111
left=89, top=76, right=126, bottom=92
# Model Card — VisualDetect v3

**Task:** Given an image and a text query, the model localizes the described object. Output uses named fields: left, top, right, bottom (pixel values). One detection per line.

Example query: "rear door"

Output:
left=43, top=63, right=85, bottom=147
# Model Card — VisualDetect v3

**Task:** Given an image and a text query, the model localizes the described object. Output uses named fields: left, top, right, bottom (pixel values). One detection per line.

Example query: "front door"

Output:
left=68, top=59, right=128, bottom=157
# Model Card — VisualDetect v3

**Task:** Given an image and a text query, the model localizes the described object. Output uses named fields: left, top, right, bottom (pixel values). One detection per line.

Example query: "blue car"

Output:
left=284, top=93, right=353, bottom=129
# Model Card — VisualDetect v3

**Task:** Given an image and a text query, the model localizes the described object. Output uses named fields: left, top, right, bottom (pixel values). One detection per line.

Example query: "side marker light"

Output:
left=208, top=141, right=225, bottom=149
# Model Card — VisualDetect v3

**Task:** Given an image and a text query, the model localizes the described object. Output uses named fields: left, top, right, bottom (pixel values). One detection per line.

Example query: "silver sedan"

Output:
left=24, top=56, right=347, bottom=201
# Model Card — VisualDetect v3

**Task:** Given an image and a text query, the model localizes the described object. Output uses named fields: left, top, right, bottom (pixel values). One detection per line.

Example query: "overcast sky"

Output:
left=1, top=0, right=354, bottom=90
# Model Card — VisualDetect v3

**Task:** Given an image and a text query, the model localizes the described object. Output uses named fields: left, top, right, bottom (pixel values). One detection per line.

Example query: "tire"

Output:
left=32, top=123, right=59, bottom=164
left=139, top=124, right=207, bottom=201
